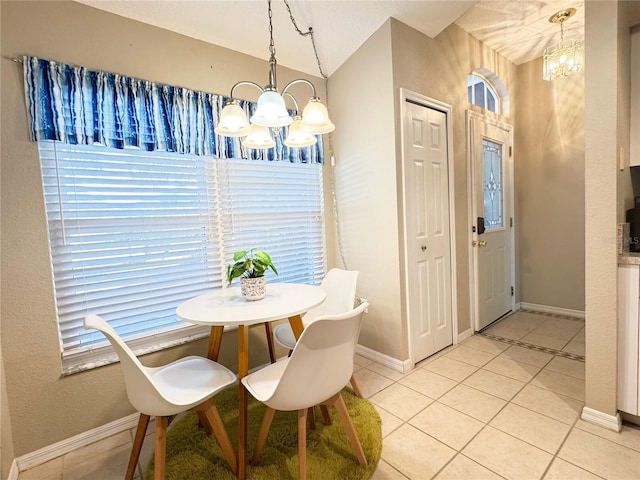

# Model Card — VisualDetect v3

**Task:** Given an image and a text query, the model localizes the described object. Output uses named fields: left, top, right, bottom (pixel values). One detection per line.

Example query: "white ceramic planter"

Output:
left=240, top=276, right=266, bottom=301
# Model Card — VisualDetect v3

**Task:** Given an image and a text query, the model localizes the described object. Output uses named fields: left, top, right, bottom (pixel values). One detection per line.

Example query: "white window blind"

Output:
left=38, top=141, right=325, bottom=374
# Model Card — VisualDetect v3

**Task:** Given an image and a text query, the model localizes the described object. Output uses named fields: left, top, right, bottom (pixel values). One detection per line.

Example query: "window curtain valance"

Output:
left=22, top=56, right=322, bottom=163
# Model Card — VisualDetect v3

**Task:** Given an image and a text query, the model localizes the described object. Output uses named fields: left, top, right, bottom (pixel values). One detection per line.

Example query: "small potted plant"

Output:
left=226, top=248, right=278, bottom=301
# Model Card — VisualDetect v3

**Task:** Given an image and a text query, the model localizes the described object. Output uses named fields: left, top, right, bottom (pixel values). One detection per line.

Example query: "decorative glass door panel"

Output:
left=482, top=138, right=504, bottom=230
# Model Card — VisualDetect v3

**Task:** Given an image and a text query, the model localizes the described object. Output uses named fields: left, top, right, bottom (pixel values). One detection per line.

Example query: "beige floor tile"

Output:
left=434, top=454, right=503, bottom=480
left=63, top=443, right=132, bottom=480
left=352, top=368, right=396, bottom=398
left=62, top=431, right=131, bottom=466
left=399, top=369, right=458, bottom=400
left=423, top=356, right=479, bottom=382
left=463, top=369, right=525, bottom=401
left=443, top=345, right=497, bottom=367
left=382, top=424, right=456, bottom=480
left=574, top=419, right=640, bottom=452
left=511, top=384, right=583, bottom=425
left=18, top=457, right=64, bottom=480
left=461, top=336, right=510, bottom=354
left=539, top=317, right=585, bottom=333
left=562, top=331, right=585, bottom=356
left=354, top=354, right=374, bottom=367
left=367, top=362, right=408, bottom=382
left=463, top=426, right=553, bottom=480
left=372, top=459, right=410, bottom=479
left=544, top=356, right=585, bottom=379
left=409, top=402, right=484, bottom=451
left=499, top=311, right=547, bottom=329
left=530, top=369, right=585, bottom=401
left=558, top=428, right=640, bottom=479
left=369, top=383, right=433, bottom=421
left=499, top=345, right=554, bottom=367
left=374, top=405, right=405, bottom=438
left=543, top=458, right=602, bottom=480
left=484, top=355, right=542, bottom=382
left=521, top=332, right=570, bottom=350
left=490, top=403, right=572, bottom=454
left=528, top=324, right=580, bottom=341
left=439, top=384, right=507, bottom=422
left=484, top=324, right=530, bottom=340
left=137, top=431, right=156, bottom=478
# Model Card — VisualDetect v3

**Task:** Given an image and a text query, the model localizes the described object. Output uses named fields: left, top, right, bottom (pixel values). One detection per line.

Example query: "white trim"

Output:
left=399, top=88, right=458, bottom=365
left=7, top=459, right=19, bottom=480
left=356, top=344, right=413, bottom=374
left=457, top=328, right=473, bottom=343
left=16, top=413, right=139, bottom=472
left=519, top=302, right=585, bottom=319
left=466, top=111, right=516, bottom=332
left=581, top=406, right=622, bottom=432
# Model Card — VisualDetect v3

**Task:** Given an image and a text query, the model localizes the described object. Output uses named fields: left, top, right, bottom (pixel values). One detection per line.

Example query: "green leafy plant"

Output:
left=226, top=248, right=278, bottom=284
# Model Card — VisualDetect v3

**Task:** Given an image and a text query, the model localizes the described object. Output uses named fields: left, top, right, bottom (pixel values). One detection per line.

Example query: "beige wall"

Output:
left=327, top=21, right=404, bottom=359
left=1, top=345, right=15, bottom=479
left=0, top=0, right=323, bottom=456
left=514, top=58, right=585, bottom=311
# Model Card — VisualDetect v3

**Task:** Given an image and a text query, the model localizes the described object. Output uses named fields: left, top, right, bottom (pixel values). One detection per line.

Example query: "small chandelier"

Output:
left=543, top=8, right=583, bottom=81
left=214, top=0, right=334, bottom=149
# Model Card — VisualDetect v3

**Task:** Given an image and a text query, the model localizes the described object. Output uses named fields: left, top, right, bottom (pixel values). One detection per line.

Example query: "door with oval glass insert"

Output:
left=469, top=112, right=514, bottom=330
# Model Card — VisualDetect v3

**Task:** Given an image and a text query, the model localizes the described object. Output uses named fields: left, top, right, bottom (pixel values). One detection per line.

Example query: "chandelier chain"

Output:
left=283, top=0, right=327, bottom=80
left=268, top=0, right=276, bottom=59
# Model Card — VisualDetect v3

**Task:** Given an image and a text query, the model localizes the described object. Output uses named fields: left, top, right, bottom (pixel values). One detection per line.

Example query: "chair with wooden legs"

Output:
left=266, top=268, right=364, bottom=398
left=243, top=302, right=369, bottom=480
left=84, top=314, right=238, bottom=480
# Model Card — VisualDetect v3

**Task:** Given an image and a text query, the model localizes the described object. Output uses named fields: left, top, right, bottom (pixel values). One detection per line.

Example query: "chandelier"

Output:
left=543, top=8, right=583, bottom=81
left=214, top=0, right=334, bottom=149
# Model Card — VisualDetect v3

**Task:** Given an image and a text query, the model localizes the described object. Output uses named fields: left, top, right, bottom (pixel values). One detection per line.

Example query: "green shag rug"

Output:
left=145, top=387, right=382, bottom=480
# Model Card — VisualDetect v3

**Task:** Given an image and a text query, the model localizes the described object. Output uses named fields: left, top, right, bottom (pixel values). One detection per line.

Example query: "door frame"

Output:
left=466, top=110, right=516, bottom=332
left=399, top=88, right=458, bottom=366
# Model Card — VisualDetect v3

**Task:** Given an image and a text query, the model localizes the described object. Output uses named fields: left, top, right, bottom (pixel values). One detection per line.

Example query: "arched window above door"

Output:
left=467, top=69, right=510, bottom=117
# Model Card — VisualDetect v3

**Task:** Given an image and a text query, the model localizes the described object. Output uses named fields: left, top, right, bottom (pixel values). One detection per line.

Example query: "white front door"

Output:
left=468, top=112, right=514, bottom=330
left=402, top=97, right=453, bottom=362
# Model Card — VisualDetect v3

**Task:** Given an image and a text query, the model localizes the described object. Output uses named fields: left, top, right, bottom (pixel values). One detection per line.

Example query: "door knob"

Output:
left=421, top=245, right=427, bottom=251
left=472, top=240, right=487, bottom=247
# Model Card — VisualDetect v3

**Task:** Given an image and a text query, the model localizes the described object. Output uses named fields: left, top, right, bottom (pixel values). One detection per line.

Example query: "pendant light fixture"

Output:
left=542, top=8, right=583, bottom=81
left=214, top=0, right=334, bottom=149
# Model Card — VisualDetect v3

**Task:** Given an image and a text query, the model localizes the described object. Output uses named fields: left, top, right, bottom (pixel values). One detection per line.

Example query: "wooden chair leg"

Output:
left=320, top=405, right=332, bottom=425
left=298, top=408, right=308, bottom=480
left=350, top=375, right=364, bottom=398
left=264, top=322, right=276, bottom=363
left=252, top=407, right=276, bottom=465
left=328, top=394, right=367, bottom=465
left=125, top=413, right=150, bottom=480
left=154, top=416, right=168, bottom=480
left=195, top=400, right=237, bottom=474
left=308, top=406, right=316, bottom=430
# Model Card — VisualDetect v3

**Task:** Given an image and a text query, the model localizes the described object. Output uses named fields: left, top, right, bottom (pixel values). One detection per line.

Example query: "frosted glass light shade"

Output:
left=284, top=117, right=317, bottom=148
left=301, top=98, right=335, bottom=134
left=214, top=103, right=252, bottom=137
left=542, top=40, right=583, bottom=81
left=250, top=90, right=293, bottom=127
left=242, top=125, right=276, bottom=149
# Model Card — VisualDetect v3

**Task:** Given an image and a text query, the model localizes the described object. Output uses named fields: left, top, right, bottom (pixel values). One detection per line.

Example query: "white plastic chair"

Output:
left=267, top=268, right=364, bottom=398
left=83, top=314, right=238, bottom=480
left=242, top=302, right=369, bottom=480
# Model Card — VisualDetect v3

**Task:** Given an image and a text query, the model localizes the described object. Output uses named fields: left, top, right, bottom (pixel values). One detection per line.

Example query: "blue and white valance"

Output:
left=22, top=56, right=322, bottom=163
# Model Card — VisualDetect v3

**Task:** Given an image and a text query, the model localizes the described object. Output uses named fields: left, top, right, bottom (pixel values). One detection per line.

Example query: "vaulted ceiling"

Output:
left=76, top=0, right=585, bottom=77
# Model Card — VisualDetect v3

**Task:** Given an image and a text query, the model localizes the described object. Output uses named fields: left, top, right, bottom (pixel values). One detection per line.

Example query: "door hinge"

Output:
left=511, top=286, right=514, bottom=296
left=509, top=146, right=512, bottom=157
left=510, top=217, right=513, bottom=228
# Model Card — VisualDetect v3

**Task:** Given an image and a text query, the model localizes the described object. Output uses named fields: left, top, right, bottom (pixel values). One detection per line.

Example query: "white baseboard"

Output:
left=519, top=302, right=585, bottom=319
left=581, top=406, right=622, bottom=432
left=457, top=328, right=473, bottom=343
left=7, top=459, right=19, bottom=480
left=356, top=344, right=413, bottom=373
left=16, top=412, right=139, bottom=472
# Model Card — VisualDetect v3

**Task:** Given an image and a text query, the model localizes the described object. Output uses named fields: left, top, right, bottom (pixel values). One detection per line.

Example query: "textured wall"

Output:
left=514, top=58, right=585, bottom=311
left=0, top=0, right=322, bottom=456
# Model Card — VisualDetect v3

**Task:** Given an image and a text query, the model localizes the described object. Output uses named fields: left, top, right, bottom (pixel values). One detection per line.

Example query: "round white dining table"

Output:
left=176, top=282, right=326, bottom=480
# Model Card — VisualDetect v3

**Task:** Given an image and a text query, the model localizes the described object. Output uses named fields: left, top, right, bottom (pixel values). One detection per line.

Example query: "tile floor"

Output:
left=17, top=310, right=640, bottom=480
